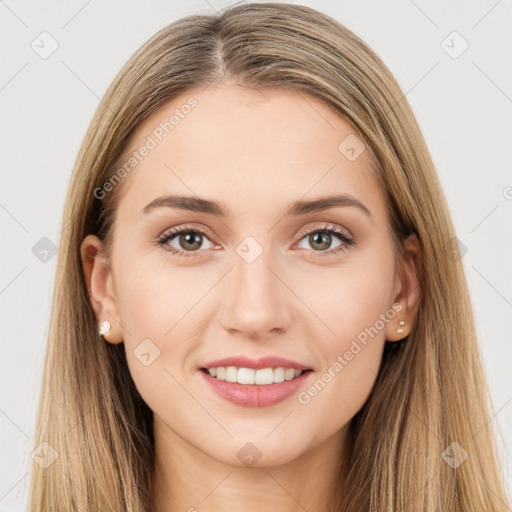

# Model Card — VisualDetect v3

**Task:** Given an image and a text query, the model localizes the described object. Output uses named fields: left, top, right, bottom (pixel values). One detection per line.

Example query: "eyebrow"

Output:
left=141, top=193, right=371, bottom=219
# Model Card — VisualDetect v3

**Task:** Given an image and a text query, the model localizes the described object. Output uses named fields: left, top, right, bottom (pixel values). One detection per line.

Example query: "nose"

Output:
left=219, top=246, right=293, bottom=341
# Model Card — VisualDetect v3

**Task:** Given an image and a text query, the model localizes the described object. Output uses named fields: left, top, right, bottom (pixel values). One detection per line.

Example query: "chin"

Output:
left=203, top=434, right=310, bottom=469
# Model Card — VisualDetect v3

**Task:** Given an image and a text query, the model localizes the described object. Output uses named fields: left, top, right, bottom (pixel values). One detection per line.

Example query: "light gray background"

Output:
left=1, top=0, right=511, bottom=509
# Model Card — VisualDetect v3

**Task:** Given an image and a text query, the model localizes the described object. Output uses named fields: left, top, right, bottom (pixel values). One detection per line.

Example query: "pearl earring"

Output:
left=396, top=319, right=406, bottom=334
left=98, top=320, right=111, bottom=336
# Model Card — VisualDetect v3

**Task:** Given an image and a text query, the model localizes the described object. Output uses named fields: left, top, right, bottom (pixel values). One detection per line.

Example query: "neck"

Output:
left=152, top=415, right=349, bottom=512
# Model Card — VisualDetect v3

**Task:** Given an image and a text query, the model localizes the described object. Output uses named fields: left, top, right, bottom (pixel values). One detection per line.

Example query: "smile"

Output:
left=199, top=367, right=313, bottom=407
left=202, top=366, right=306, bottom=385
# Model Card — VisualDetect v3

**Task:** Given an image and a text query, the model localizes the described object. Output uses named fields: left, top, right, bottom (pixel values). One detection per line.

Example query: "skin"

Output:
left=81, top=81, right=420, bottom=512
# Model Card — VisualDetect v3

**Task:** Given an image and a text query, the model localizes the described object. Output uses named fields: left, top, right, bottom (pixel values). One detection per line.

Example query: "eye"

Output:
left=295, top=223, right=355, bottom=257
left=155, top=223, right=355, bottom=259
left=156, top=224, right=217, bottom=258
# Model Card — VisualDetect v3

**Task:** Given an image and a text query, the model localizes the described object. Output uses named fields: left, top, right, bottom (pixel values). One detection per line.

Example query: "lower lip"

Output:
left=200, top=370, right=312, bottom=407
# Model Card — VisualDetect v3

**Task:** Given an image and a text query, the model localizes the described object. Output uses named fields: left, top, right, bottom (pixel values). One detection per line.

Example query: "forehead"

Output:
left=114, top=83, right=385, bottom=222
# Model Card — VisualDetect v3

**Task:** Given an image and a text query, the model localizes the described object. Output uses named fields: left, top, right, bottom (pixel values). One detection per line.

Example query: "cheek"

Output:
left=293, top=293, right=392, bottom=445
left=297, top=246, right=395, bottom=413
left=115, top=255, right=207, bottom=339
left=307, top=246, right=395, bottom=346
left=113, top=259, right=209, bottom=408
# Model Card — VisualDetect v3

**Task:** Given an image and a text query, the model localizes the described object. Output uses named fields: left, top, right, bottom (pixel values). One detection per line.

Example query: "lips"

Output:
left=200, top=369, right=312, bottom=407
left=198, top=355, right=314, bottom=407
left=201, top=355, right=311, bottom=371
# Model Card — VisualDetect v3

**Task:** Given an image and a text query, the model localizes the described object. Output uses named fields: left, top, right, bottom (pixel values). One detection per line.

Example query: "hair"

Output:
left=29, top=2, right=510, bottom=511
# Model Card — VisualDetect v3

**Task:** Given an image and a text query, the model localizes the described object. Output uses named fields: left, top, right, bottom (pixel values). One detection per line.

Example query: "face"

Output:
left=82, top=82, right=419, bottom=468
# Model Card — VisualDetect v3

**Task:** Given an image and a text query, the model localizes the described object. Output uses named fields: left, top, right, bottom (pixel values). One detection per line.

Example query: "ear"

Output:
left=385, top=233, right=422, bottom=342
left=80, top=234, right=123, bottom=344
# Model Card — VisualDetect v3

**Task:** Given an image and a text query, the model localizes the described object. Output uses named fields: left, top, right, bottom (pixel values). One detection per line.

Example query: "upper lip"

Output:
left=201, top=356, right=311, bottom=371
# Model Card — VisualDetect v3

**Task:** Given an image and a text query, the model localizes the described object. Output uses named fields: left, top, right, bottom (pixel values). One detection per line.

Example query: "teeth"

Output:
left=273, top=367, right=285, bottom=383
left=206, top=366, right=305, bottom=385
left=238, top=367, right=255, bottom=384
left=226, top=366, right=238, bottom=383
left=255, top=368, right=274, bottom=385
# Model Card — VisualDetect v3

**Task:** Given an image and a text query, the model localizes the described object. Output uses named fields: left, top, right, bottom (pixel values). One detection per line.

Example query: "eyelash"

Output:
left=155, top=223, right=355, bottom=259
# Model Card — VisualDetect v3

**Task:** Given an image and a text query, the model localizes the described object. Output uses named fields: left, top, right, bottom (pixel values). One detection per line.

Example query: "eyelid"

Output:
left=158, top=223, right=218, bottom=243
left=295, top=222, right=353, bottom=241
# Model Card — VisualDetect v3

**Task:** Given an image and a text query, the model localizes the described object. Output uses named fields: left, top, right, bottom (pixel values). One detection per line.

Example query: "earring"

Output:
left=396, top=319, right=406, bottom=334
left=98, top=320, right=111, bottom=336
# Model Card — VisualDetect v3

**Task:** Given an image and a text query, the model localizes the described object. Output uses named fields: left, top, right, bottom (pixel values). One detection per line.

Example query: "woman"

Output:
left=29, top=3, right=510, bottom=511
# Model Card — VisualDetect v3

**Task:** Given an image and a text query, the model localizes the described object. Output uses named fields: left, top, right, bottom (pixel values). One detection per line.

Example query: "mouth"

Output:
left=199, top=366, right=314, bottom=407
left=200, top=366, right=313, bottom=385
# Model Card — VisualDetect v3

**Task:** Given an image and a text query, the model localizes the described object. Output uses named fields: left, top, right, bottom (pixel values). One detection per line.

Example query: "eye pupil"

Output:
left=310, top=232, right=331, bottom=251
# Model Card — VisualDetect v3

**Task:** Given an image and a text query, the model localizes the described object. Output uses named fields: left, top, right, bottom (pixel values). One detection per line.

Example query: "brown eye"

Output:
left=157, top=225, right=216, bottom=257
left=175, top=231, right=204, bottom=251
left=307, top=232, right=334, bottom=251
left=295, top=224, right=355, bottom=257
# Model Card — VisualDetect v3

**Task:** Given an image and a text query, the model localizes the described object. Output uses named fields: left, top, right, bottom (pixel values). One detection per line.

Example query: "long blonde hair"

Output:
left=29, top=3, right=510, bottom=510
